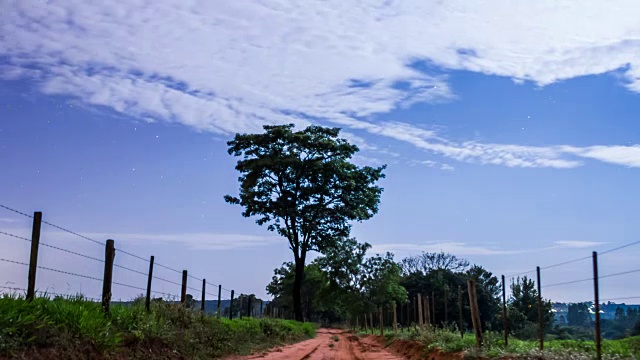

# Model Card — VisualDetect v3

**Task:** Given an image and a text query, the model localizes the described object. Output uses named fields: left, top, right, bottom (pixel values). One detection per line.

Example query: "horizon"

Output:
left=2, top=0, right=640, bottom=304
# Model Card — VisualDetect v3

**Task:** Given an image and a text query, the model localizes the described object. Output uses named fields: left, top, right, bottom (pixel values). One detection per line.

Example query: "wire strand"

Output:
left=541, top=255, right=591, bottom=270
left=112, top=281, right=146, bottom=292
left=117, top=248, right=150, bottom=263
left=153, top=276, right=182, bottom=287
left=0, top=204, right=33, bottom=218
left=40, top=220, right=104, bottom=246
left=38, top=265, right=103, bottom=282
left=600, top=268, right=640, bottom=280
left=543, top=277, right=592, bottom=288
left=600, top=240, right=640, bottom=256
left=154, top=262, right=182, bottom=274
left=40, top=242, right=104, bottom=263
left=114, top=263, right=148, bottom=277
left=0, top=230, right=31, bottom=242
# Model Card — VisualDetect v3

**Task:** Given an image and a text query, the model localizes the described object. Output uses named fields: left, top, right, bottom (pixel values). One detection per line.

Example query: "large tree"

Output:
left=225, top=124, right=385, bottom=321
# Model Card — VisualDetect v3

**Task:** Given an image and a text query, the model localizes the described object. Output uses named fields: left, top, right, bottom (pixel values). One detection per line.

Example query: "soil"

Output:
left=227, top=328, right=409, bottom=360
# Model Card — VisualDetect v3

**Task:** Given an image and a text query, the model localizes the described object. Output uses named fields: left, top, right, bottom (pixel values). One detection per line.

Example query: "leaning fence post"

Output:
left=593, top=252, right=601, bottom=360
left=101, top=239, right=115, bottom=313
left=217, top=285, right=222, bottom=316
left=180, top=270, right=188, bottom=305
left=502, top=275, right=508, bottom=346
left=229, top=290, right=235, bottom=320
left=145, top=255, right=154, bottom=312
left=201, top=279, right=206, bottom=313
left=537, top=266, right=543, bottom=350
left=26, top=211, right=42, bottom=302
left=468, top=280, right=482, bottom=348
left=458, top=285, right=464, bottom=338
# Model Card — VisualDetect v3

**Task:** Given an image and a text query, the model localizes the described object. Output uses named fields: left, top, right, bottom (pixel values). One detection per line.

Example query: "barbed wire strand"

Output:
left=0, top=258, right=102, bottom=282
left=543, top=277, right=592, bottom=288
left=40, top=220, right=104, bottom=246
left=0, top=230, right=31, bottom=242
left=0, top=204, right=33, bottom=218
left=188, top=274, right=202, bottom=282
left=154, top=262, right=182, bottom=274
left=600, top=268, right=640, bottom=280
left=600, top=296, right=640, bottom=302
left=114, top=263, right=148, bottom=277
left=600, top=240, right=640, bottom=256
left=542, top=255, right=592, bottom=270
left=117, top=248, right=150, bottom=263
left=113, top=281, right=146, bottom=292
left=153, top=276, right=182, bottom=287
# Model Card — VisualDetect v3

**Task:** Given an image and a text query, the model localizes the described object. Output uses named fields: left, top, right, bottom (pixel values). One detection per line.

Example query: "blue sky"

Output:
left=2, top=0, right=640, bottom=303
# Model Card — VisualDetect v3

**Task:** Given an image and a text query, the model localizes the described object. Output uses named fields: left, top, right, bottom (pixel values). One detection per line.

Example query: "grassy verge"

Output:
left=0, top=294, right=315, bottom=359
left=363, top=327, right=640, bottom=359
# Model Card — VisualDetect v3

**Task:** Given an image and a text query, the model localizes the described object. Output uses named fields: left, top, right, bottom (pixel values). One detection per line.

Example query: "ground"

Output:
left=228, top=328, right=408, bottom=360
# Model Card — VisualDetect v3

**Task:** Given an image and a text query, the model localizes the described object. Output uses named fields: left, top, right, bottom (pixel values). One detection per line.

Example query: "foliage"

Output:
left=225, top=124, right=385, bottom=320
left=401, top=251, right=470, bottom=275
left=362, top=252, right=408, bottom=309
left=0, top=293, right=314, bottom=358
left=508, top=276, right=554, bottom=339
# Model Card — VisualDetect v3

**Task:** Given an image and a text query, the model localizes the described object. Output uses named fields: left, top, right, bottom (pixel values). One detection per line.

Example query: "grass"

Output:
left=332, top=335, right=340, bottom=342
left=0, top=293, right=315, bottom=359
left=359, top=326, right=640, bottom=359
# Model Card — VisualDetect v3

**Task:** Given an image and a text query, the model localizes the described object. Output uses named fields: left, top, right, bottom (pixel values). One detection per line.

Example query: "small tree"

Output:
left=225, top=124, right=385, bottom=321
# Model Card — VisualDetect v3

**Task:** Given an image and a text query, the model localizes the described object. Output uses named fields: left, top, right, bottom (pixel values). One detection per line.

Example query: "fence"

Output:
left=351, top=240, right=640, bottom=360
left=0, top=204, right=267, bottom=319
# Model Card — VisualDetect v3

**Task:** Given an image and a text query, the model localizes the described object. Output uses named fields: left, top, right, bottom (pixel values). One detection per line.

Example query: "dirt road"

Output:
left=231, top=328, right=406, bottom=360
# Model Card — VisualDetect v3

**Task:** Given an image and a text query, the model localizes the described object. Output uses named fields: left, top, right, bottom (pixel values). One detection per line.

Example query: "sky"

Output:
left=1, top=0, right=640, bottom=303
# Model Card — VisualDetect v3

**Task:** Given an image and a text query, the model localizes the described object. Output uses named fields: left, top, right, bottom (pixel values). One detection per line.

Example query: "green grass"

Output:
left=332, top=335, right=339, bottom=342
left=0, top=293, right=315, bottom=359
left=362, top=326, right=640, bottom=359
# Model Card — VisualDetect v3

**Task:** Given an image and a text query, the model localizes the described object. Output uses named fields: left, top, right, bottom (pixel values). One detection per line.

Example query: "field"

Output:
left=0, top=294, right=315, bottom=359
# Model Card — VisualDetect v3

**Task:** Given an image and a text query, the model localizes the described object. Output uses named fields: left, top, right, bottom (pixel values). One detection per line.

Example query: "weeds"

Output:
left=0, top=293, right=314, bottom=358
left=332, top=335, right=339, bottom=342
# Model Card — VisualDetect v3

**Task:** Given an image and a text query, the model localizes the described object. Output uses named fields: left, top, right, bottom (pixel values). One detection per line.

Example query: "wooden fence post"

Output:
left=417, top=293, right=424, bottom=329
left=229, top=290, right=235, bottom=320
left=502, top=275, right=508, bottom=346
left=370, top=312, right=374, bottom=334
left=593, top=252, right=601, bottom=360
left=145, top=255, right=154, bottom=312
left=379, top=307, right=384, bottom=336
left=201, top=279, right=206, bottom=313
left=425, top=295, right=431, bottom=329
left=26, top=211, right=42, bottom=302
left=431, top=291, right=436, bottom=326
left=239, top=296, right=244, bottom=319
left=444, top=286, right=449, bottom=325
left=537, top=266, right=543, bottom=350
left=180, top=270, right=187, bottom=305
left=217, top=285, right=222, bottom=316
left=393, top=303, right=398, bottom=334
left=101, top=239, right=115, bottom=313
left=364, top=313, right=368, bottom=333
left=260, top=300, right=264, bottom=318
left=458, top=285, right=464, bottom=338
left=247, top=296, right=252, bottom=318
left=467, top=280, right=482, bottom=348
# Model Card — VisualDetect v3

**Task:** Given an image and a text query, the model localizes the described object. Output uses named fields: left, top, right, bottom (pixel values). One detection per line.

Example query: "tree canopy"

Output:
left=225, top=124, right=385, bottom=320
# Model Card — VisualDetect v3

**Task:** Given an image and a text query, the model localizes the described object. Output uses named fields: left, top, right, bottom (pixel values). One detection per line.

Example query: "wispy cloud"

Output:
left=373, top=240, right=606, bottom=257
left=2, top=1, right=640, bottom=168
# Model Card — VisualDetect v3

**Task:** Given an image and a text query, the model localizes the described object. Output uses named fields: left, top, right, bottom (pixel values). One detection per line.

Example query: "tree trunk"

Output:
left=293, top=255, right=305, bottom=322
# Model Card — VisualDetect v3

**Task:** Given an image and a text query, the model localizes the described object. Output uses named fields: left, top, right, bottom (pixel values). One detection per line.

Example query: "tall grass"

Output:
left=0, top=293, right=314, bottom=358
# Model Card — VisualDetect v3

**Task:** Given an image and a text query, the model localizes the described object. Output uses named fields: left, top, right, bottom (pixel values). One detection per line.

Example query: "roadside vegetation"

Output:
left=0, top=293, right=314, bottom=359
left=375, top=327, right=640, bottom=359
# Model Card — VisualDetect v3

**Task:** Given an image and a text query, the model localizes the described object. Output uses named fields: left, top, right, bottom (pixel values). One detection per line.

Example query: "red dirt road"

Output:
left=229, top=328, right=407, bottom=360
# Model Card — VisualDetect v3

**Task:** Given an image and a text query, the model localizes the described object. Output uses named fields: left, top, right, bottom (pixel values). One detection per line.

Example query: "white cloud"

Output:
left=91, top=232, right=280, bottom=251
left=553, top=240, right=606, bottom=249
left=372, top=242, right=522, bottom=256
left=2, top=0, right=640, bottom=168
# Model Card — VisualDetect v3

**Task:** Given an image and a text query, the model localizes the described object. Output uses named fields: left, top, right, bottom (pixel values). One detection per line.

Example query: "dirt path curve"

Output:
left=229, top=328, right=406, bottom=360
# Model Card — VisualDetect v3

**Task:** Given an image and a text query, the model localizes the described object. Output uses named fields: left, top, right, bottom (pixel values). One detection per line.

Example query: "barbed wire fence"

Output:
left=0, top=204, right=265, bottom=319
